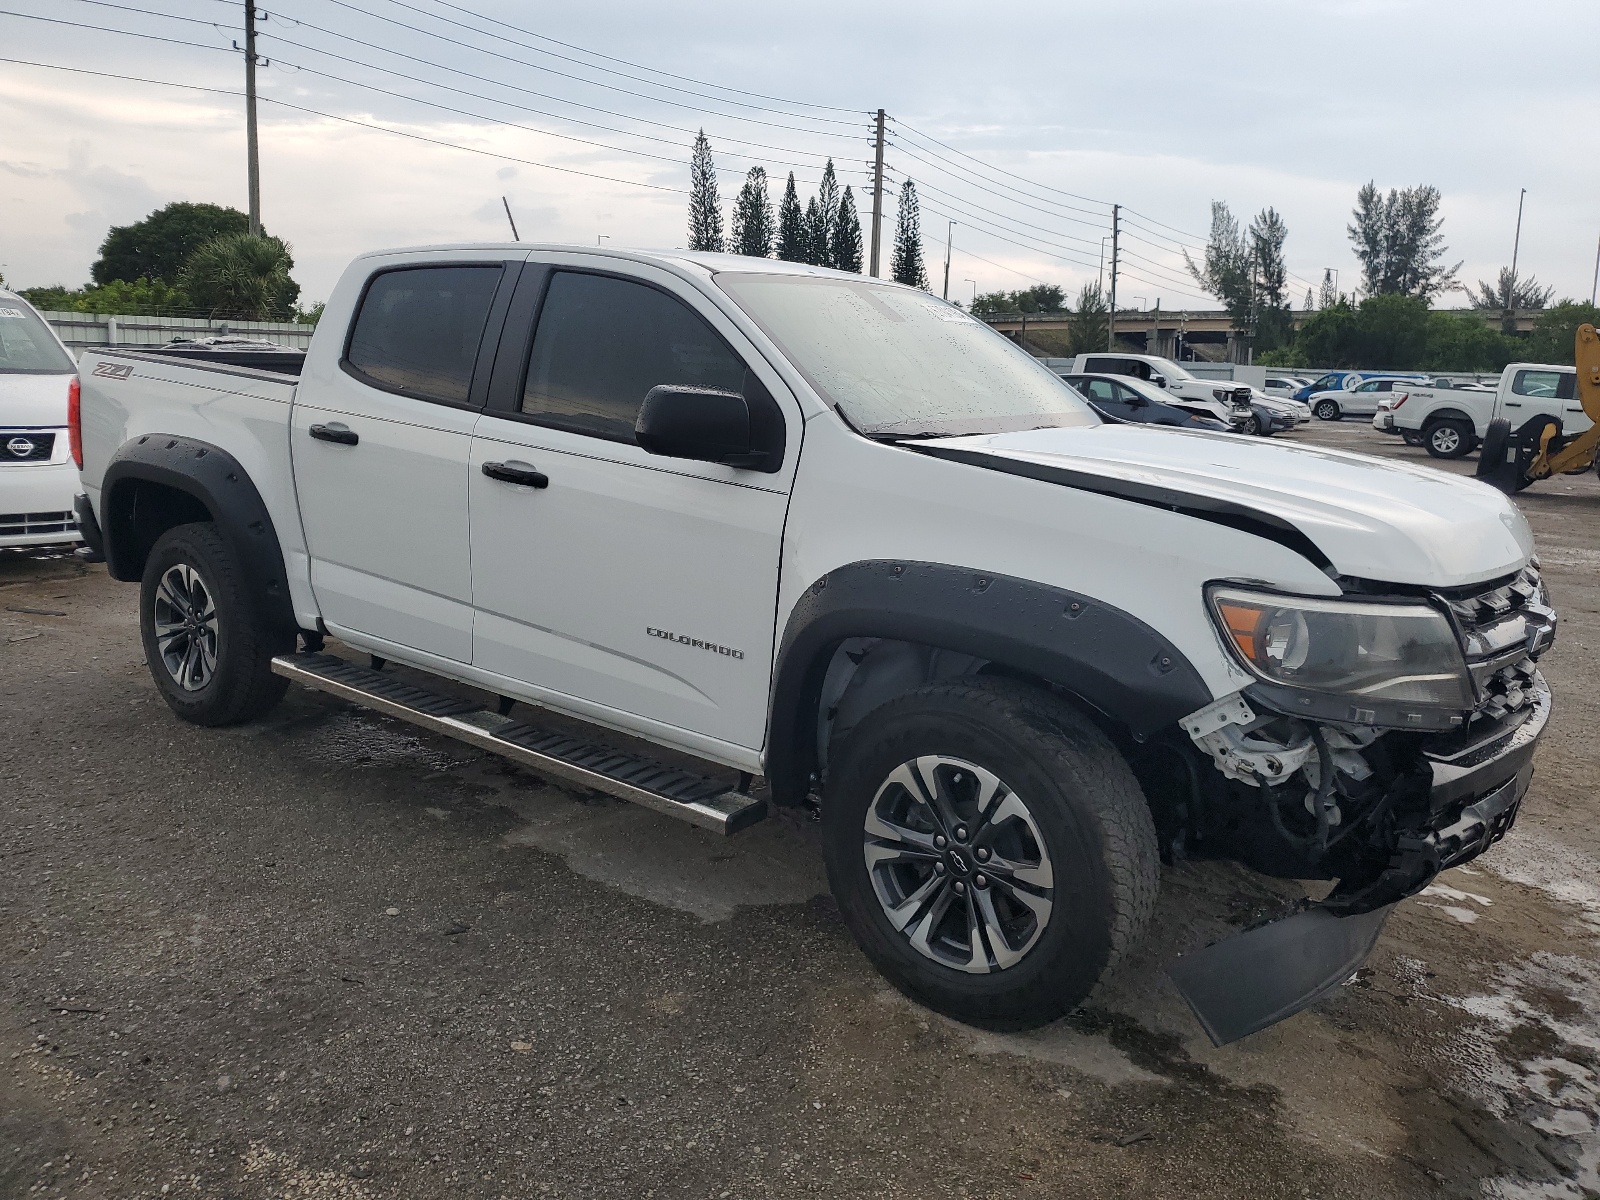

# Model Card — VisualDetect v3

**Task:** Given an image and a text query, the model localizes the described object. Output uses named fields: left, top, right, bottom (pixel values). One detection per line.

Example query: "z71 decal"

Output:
left=92, top=362, right=134, bottom=380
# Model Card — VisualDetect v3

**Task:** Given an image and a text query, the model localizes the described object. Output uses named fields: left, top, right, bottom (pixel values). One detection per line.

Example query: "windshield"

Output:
left=0, top=299, right=76, bottom=373
left=1142, top=355, right=1196, bottom=382
left=715, top=273, right=1097, bottom=437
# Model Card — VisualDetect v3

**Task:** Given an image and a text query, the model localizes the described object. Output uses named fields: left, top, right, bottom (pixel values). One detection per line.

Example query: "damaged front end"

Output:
left=1147, top=565, right=1556, bottom=1044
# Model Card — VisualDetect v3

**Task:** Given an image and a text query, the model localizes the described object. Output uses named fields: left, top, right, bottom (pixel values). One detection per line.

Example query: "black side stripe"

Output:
left=908, top=443, right=1335, bottom=574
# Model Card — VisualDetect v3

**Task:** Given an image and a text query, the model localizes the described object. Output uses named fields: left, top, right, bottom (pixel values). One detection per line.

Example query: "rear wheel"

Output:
left=139, top=522, right=292, bottom=726
left=1425, top=419, right=1472, bottom=459
left=1313, top=398, right=1341, bottom=421
left=823, top=678, right=1159, bottom=1030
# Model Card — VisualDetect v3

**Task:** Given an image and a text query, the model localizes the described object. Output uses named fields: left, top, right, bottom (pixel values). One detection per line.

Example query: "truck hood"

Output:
left=926, top=424, right=1534, bottom=589
left=0, top=372, right=75, bottom=428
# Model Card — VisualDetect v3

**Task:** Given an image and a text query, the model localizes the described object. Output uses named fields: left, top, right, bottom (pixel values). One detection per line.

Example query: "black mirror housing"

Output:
left=636, top=386, right=768, bottom=469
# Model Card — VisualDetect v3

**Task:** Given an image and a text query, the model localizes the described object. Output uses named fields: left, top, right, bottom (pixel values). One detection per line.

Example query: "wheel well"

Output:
left=809, top=637, right=1122, bottom=787
left=1422, top=408, right=1473, bottom=429
left=104, top=477, right=213, bottom=582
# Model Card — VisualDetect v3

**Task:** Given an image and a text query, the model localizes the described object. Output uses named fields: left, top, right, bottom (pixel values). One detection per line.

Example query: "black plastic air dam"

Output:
left=1167, top=903, right=1394, bottom=1046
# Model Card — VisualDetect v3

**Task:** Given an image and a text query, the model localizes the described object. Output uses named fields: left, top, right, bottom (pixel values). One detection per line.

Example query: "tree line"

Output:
left=19, top=202, right=312, bottom=323
left=686, top=131, right=930, bottom=287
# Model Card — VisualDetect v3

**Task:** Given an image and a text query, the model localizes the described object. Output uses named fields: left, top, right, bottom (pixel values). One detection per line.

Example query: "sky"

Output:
left=1, top=0, right=1596, bottom=311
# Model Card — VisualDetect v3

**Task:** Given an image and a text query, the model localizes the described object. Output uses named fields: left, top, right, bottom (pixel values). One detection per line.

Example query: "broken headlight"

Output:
left=1208, top=586, right=1473, bottom=709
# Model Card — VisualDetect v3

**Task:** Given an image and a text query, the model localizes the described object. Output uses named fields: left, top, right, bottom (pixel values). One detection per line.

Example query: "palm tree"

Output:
left=180, top=232, right=300, bottom=319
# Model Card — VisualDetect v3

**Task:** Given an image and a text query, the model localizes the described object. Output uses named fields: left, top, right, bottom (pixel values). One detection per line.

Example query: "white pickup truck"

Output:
left=1373, top=363, right=1587, bottom=459
left=72, top=245, right=1555, bottom=1045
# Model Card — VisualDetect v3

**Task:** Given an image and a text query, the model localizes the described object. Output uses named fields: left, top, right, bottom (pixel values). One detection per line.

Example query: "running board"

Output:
left=270, top=654, right=767, bottom=835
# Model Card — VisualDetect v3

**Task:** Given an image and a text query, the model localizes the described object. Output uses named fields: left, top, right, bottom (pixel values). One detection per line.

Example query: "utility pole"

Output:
left=241, top=3, right=263, bottom=236
left=868, top=109, right=886, bottom=278
left=942, top=221, right=955, bottom=300
left=1106, top=204, right=1120, bottom=350
left=501, top=197, right=520, bottom=241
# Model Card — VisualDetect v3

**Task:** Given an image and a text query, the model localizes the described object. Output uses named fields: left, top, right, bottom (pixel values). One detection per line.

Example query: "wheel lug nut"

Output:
left=954, top=826, right=969, bottom=842
left=934, top=861, right=945, bottom=874
left=953, top=880, right=966, bottom=895
left=973, top=874, right=988, bottom=889
left=975, top=847, right=990, bottom=862
left=933, top=835, right=947, bottom=849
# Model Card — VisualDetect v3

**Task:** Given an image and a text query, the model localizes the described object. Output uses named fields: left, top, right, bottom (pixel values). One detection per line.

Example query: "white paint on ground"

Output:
left=1484, top=832, right=1600, bottom=937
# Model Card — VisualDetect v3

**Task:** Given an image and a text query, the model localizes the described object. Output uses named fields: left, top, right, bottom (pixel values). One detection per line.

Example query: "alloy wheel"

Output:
left=1431, top=425, right=1462, bottom=454
left=152, top=562, right=220, bottom=691
left=862, top=755, right=1054, bottom=974
left=1315, top=401, right=1339, bottom=420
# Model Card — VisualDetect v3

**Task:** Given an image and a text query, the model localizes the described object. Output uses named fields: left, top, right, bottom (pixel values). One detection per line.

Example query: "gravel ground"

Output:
left=3, top=418, right=1599, bottom=1200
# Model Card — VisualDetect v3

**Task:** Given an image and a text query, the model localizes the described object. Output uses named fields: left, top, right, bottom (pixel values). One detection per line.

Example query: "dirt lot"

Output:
left=4, top=419, right=1599, bottom=1200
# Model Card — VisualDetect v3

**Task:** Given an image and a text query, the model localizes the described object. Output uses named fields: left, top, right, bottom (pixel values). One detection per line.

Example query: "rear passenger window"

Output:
left=345, top=265, right=503, bottom=405
left=521, top=271, right=746, bottom=442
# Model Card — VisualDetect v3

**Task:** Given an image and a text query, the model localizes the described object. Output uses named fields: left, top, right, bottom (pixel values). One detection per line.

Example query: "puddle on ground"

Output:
left=1486, top=832, right=1600, bottom=936
left=294, top=710, right=468, bottom=774
left=1440, top=953, right=1600, bottom=1199
left=484, top=769, right=829, bottom=924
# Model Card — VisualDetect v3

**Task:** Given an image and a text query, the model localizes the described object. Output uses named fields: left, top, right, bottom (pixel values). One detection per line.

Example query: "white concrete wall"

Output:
left=42, top=311, right=315, bottom=357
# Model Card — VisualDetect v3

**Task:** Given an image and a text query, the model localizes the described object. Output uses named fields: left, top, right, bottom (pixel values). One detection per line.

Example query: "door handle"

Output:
left=309, top=423, right=359, bottom=445
left=482, top=460, right=549, bottom=489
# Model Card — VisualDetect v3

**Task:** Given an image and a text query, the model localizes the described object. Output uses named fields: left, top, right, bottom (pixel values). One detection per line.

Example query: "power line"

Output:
left=888, top=136, right=1111, bottom=227
left=267, top=0, right=863, bottom=132
left=61, top=0, right=856, bottom=165
left=0, top=54, right=691, bottom=193
left=893, top=118, right=1113, bottom=209
left=19, top=5, right=868, bottom=186
left=380, top=0, right=861, bottom=115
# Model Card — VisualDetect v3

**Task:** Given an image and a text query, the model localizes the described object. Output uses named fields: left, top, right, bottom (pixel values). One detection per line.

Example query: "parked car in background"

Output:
left=1263, top=375, right=1312, bottom=396
left=1292, top=370, right=1429, bottom=402
left=1060, top=373, right=1232, bottom=431
left=1375, top=363, right=1587, bottom=458
left=1308, top=376, right=1420, bottom=420
left=0, top=288, right=82, bottom=550
left=1067, top=352, right=1310, bottom=431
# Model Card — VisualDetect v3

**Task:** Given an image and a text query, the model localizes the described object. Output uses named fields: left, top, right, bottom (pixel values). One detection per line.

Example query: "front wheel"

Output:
left=823, top=678, right=1159, bottom=1030
left=1238, top=413, right=1262, bottom=436
left=139, top=522, right=292, bottom=726
left=1313, top=399, right=1341, bottom=420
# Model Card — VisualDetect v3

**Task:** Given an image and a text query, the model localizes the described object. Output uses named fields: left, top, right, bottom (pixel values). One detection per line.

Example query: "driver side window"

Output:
left=521, top=271, right=747, bottom=442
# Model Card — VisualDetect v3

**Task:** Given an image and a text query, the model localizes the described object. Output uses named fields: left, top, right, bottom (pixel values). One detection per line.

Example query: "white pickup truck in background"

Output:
left=1068, top=352, right=1310, bottom=434
left=70, top=244, right=1556, bottom=1045
left=1374, top=363, right=1587, bottom=458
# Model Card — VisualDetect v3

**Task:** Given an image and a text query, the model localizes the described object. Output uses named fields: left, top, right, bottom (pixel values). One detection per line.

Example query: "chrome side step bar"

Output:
left=270, top=654, right=767, bottom=835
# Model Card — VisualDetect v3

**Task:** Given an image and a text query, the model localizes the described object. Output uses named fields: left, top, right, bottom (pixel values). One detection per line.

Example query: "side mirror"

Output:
left=636, top=385, right=767, bottom=469
left=1127, top=394, right=1149, bottom=407
left=1150, top=374, right=1168, bottom=388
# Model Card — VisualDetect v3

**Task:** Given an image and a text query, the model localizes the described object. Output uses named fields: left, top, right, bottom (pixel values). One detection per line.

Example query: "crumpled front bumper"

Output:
left=1169, top=676, right=1549, bottom=1045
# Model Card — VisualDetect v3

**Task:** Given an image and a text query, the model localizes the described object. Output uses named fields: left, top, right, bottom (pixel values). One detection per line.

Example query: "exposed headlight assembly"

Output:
left=1208, top=586, right=1474, bottom=714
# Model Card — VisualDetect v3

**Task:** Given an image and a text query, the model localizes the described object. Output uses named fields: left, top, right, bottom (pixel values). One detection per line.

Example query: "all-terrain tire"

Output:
left=139, top=522, right=292, bottom=726
left=822, top=677, right=1159, bottom=1031
left=1424, top=418, right=1473, bottom=459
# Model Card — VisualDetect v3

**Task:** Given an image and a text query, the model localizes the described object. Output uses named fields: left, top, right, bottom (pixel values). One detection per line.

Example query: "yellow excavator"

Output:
left=1477, top=322, right=1600, bottom=493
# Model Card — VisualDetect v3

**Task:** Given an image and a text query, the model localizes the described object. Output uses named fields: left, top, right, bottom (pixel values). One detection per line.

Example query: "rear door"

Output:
left=466, top=259, right=802, bottom=754
left=292, top=256, right=520, bottom=661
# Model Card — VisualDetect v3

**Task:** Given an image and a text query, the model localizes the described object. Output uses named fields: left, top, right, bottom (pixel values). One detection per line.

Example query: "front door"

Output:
left=293, top=258, right=515, bottom=661
left=467, top=261, right=799, bottom=754
left=1500, top=368, right=1591, bottom=434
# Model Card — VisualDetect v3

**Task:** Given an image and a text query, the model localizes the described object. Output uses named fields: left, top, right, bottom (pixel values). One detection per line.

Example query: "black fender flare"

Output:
left=100, top=434, right=298, bottom=633
left=764, top=560, right=1213, bottom=806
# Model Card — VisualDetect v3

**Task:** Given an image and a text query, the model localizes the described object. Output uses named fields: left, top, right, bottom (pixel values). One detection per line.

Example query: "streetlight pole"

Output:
left=1098, top=236, right=1109, bottom=293
left=1510, top=187, right=1527, bottom=282
left=236, top=3, right=264, bottom=236
left=942, top=220, right=955, bottom=301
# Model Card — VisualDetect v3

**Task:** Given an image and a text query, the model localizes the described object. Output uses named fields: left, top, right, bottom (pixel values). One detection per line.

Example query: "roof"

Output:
left=353, top=242, right=882, bottom=281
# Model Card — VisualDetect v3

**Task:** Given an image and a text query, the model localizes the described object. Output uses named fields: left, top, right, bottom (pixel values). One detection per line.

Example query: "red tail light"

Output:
left=67, top=376, right=83, bottom=469
left=1390, top=392, right=1408, bottom=410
